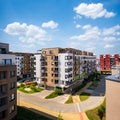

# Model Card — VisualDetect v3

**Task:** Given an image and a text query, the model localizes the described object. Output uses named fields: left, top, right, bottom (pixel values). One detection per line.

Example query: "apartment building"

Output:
left=10, top=52, right=34, bottom=79
left=34, top=47, right=96, bottom=89
left=15, top=56, right=24, bottom=78
left=0, top=43, right=17, bottom=120
left=100, top=54, right=120, bottom=73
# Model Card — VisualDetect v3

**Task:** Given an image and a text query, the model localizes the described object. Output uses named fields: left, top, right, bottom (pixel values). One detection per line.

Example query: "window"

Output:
left=4, top=59, right=12, bottom=65
left=65, top=75, right=68, bottom=79
left=0, top=71, right=6, bottom=80
left=10, top=71, right=15, bottom=77
left=65, top=62, right=72, bottom=66
left=0, top=110, right=6, bottom=119
left=0, top=97, right=7, bottom=107
left=49, top=50, right=54, bottom=54
left=10, top=93, right=15, bottom=101
left=0, top=84, right=7, bottom=93
left=65, top=56, right=72, bottom=60
left=42, top=51, right=46, bottom=54
left=9, top=105, right=15, bottom=114
left=10, top=82, right=15, bottom=89
left=55, top=80, right=58, bottom=84
left=0, top=48, right=6, bottom=54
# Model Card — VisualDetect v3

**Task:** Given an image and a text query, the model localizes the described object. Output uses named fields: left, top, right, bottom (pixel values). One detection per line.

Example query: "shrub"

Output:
left=54, top=88, right=62, bottom=95
left=20, top=83, right=25, bottom=88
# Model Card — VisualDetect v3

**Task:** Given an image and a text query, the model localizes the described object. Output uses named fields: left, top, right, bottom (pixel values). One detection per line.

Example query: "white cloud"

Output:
left=76, top=24, right=81, bottom=28
left=82, top=24, right=91, bottom=30
left=70, top=26, right=101, bottom=41
left=4, top=22, right=50, bottom=44
left=103, top=37, right=116, bottom=41
left=103, top=25, right=120, bottom=36
left=73, top=14, right=82, bottom=20
left=104, top=44, right=114, bottom=48
left=86, top=47, right=96, bottom=52
left=74, top=3, right=115, bottom=19
left=41, top=20, right=58, bottom=29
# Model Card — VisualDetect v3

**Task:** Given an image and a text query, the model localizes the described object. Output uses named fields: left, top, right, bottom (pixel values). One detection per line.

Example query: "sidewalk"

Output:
left=72, top=95, right=89, bottom=120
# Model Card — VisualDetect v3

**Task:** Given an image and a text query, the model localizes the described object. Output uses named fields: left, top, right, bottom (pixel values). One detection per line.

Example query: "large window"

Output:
left=65, top=62, right=72, bottom=66
left=10, top=71, right=16, bottom=77
left=0, top=84, right=7, bottom=93
left=49, top=50, right=54, bottom=54
left=10, top=82, right=15, bottom=89
left=9, top=105, right=15, bottom=114
left=0, top=71, right=6, bottom=80
left=65, top=56, right=72, bottom=60
left=4, top=59, right=12, bottom=65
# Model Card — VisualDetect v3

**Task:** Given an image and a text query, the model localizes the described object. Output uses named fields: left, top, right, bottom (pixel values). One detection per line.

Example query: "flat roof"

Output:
left=106, top=74, right=120, bottom=82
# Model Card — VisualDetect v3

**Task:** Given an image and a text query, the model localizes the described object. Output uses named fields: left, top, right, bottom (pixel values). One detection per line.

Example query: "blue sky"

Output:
left=0, top=0, right=120, bottom=57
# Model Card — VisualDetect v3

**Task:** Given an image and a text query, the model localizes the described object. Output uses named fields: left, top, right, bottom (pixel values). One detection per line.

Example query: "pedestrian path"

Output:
left=31, top=90, right=53, bottom=98
left=52, top=94, right=70, bottom=104
left=72, top=95, right=89, bottom=120
left=72, top=95, right=81, bottom=102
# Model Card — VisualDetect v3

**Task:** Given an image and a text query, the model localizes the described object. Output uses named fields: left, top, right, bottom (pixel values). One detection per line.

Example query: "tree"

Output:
left=58, top=112, right=63, bottom=120
left=54, top=88, right=62, bottom=95
left=98, top=105, right=105, bottom=120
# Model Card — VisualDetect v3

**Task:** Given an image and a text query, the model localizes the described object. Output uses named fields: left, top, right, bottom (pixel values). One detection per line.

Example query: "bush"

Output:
left=54, top=88, right=62, bottom=95
left=20, top=83, right=25, bottom=88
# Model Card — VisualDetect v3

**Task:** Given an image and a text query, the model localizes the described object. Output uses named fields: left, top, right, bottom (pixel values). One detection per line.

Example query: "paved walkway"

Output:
left=51, top=94, right=70, bottom=104
left=31, top=90, right=53, bottom=98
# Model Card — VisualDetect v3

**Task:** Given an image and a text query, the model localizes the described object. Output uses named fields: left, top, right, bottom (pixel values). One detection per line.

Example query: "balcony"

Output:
left=41, top=62, right=47, bottom=66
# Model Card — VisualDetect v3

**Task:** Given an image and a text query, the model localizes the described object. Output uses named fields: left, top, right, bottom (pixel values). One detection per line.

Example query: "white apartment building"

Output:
left=58, top=53, right=73, bottom=88
left=34, top=54, right=41, bottom=84
left=15, top=56, right=24, bottom=77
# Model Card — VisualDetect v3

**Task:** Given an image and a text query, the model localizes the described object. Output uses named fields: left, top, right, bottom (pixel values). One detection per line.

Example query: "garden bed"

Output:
left=17, top=83, right=43, bottom=94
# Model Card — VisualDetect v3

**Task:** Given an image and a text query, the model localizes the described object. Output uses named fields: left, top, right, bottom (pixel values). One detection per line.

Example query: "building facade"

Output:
left=106, top=74, right=120, bottom=120
left=10, top=52, right=34, bottom=79
left=100, top=54, right=120, bottom=73
left=0, top=43, right=17, bottom=120
left=34, top=47, right=96, bottom=89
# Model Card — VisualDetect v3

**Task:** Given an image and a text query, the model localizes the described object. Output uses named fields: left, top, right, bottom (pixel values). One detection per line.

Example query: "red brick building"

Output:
left=100, top=54, right=120, bottom=74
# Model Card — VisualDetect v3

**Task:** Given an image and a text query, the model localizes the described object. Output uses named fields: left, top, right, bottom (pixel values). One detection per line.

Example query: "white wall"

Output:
left=34, top=54, right=41, bottom=84
left=15, top=56, right=24, bottom=77
left=58, top=53, right=73, bottom=87
left=0, top=54, right=16, bottom=65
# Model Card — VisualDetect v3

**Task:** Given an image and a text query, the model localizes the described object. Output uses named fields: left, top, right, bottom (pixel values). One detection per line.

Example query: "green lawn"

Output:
left=45, top=88, right=62, bottom=99
left=86, top=98, right=106, bottom=120
left=45, top=92, right=58, bottom=99
left=80, top=92, right=91, bottom=101
left=65, top=96, right=73, bottom=104
left=17, top=106, right=53, bottom=120
left=17, top=83, right=43, bottom=94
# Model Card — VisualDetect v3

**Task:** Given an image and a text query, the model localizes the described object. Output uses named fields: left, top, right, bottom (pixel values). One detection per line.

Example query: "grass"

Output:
left=45, top=92, right=58, bottom=99
left=65, top=96, right=73, bottom=104
left=45, top=88, right=62, bottom=99
left=80, top=92, right=91, bottom=101
left=17, top=106, right=52, bottom=120
left=86, top=98, right=106, bottom=120
left=17, top=83, right=43, bottom=94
